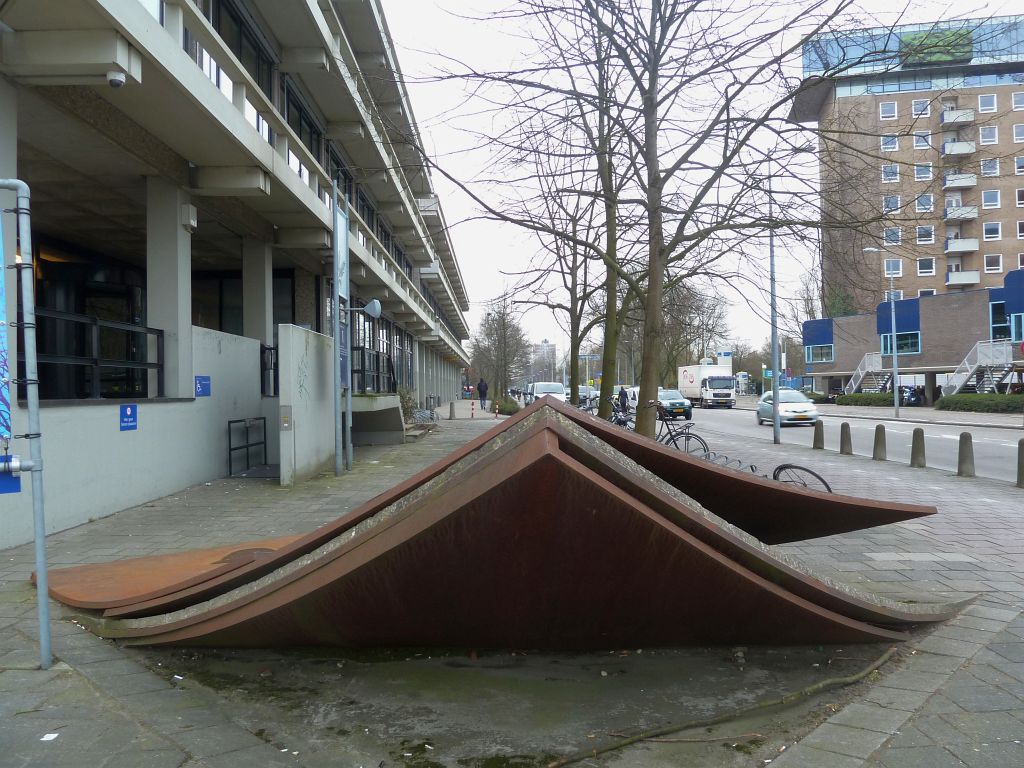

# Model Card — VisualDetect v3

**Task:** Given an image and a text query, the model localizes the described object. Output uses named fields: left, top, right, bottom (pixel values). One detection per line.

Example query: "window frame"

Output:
left=981, top=158, right=1000, bottom=177
left=1019, top=189, right=1024, bottom=207
left=1017, top=157, right=1024, bottom=175
left=983, top=221, right=1002, bottom=241
left=916, top=193, right=934, bottom=213
left=984, top=253, right=1003, bottom=273
left=914, top=162, right=932, bottom=181
left=883, top=257, right=903, bottom=277
left=918, top=288, right=937, bottom=297
left=978, top=93, right=997, bottom=113
left=883, top=227, right=902, bottom=247
left=916, top=225, right=935, bottom=244
left=1015, top=124, right=1024, bottom=143
left=881, top=331, right=921, bottom=356
left=879, top=101, right=898, bottom=120
left=982, top=189, right=1001, bottom=209
left=1019, top=221, right=1024, bottom=239
left=979, top=125, right=999, bottom=145
left=880, top=134, right=899, bottom=151
left=917, top=257, right=936, bottom=276
left=912, top=98, right=930, bottom=117
left=1015, top=92, right=1024, bottom=111
left=882, top=163, right=900, bottom=183
left=882, top=194, right=900, bottom=214
left=913, top=130, right=931, bottom=149
left=804, top=344, right=834, bottom=364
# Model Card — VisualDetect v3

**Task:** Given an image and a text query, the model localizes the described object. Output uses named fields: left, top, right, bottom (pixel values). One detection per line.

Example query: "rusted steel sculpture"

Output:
left=45, top=401, right=964, bottom=649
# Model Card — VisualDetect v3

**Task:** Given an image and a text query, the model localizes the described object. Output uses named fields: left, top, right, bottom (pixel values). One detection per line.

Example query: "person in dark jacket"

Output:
left=477, top=378, right=489, bottom=409
left=617, top=385, right=629, bottom=414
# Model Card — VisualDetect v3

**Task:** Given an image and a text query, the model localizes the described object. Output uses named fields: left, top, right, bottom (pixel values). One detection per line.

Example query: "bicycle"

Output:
left=606, top=397, right=635, bottom=429
left=648, top=401, right=709, bottom=457
left=701, top=451, right=832, bottom=493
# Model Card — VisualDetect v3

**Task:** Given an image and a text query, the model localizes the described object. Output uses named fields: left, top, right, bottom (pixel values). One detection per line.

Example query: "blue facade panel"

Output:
left=876, top=298, right=920, bottom=335
left=1004, top=269, right=1024, bottom=315
left=802, top=318, right=833, bottom=347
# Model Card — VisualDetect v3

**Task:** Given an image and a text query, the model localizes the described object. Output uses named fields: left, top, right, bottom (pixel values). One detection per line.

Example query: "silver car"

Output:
left=756, top=389, right=819, bottom=426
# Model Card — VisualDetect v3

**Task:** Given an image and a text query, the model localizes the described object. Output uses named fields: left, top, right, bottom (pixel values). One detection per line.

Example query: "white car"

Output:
left=756, top=389, right=819, bottom=426
left=532, top=381, right=567, bottom=402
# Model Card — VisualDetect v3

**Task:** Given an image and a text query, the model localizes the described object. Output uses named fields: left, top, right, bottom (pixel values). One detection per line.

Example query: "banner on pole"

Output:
left=334, top=191, right=349, bottom=303
left=0, top=215, right=10, bottom=441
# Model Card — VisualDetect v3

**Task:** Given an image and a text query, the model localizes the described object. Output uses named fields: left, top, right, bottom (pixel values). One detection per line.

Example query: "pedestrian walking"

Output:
left=617, top=385, right=629, bottom=414
left=477, top=378, right=489, bottom=410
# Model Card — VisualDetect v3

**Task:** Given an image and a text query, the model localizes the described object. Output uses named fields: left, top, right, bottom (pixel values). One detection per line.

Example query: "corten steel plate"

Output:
left=59, top=409, right=964, bottom=649
left=47, top=399, right=936, bottom=621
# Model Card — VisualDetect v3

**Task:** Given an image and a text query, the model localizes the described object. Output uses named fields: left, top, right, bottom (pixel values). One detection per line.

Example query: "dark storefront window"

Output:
left=286, top=84, right=322, bottom=161
left=350, top=304, right=398, bottom=394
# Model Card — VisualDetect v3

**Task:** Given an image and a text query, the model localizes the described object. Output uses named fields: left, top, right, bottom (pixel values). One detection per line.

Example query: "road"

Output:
left=687, top=406, right=1022, bottom=483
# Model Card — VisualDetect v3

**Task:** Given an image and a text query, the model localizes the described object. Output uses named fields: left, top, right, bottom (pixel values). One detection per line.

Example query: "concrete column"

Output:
left=242, top=237, right=273, bottom=344
left=146, top=177, right=193, bottom=398
left=924, top=371, right=937, bottom=406
left=1, top=80, right=17, bottom=427
left=412, top=339, right=422, bottom=406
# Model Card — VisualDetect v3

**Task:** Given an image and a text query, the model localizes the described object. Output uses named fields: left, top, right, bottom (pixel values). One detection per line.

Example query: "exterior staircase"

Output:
left=941, top=340, right=1016, bottom=396
left=845, top=352, right=886, bottom=394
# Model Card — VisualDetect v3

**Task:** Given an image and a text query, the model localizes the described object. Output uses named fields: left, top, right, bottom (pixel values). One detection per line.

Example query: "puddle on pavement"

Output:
left=138, top=643, right=891, bottom=767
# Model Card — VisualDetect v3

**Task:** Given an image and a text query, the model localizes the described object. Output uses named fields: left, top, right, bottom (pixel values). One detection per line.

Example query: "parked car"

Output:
left=532, top=381, right=567, bottom=402
left=623, top=387, right=693, bottom=420
left=756, top=389, right=819, bottom=426
left=576, top=385, right=599, bottom=404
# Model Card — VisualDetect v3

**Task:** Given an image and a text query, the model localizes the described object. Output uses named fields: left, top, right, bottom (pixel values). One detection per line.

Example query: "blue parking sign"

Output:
left=119, top=404, right=138, bottom=431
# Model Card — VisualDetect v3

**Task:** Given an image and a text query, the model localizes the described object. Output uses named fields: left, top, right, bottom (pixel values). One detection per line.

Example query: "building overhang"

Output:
left=787, top=76, right=833, bottom=124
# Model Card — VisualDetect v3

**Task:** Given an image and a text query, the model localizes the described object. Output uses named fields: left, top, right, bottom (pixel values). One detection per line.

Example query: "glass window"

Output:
left=1013, top=313, right=1024, bottom=343
left=982, top=189, right=1001, bottom=209
left=919, top=288, right=937, bottom=296
left=884, top=228, right=901, bottom=246
left=980, top=126, right=998, bottom=145
left=912, top=99, right=930, bottom=117
left=981, top=158, right=1000, bottom=177
left=1019, top=221, right=1024, bottom=239
left=1020, top=253, right=1024, bottom=269
left=914, top=131, right=931, bottom=149
left=984, top=222, right=1002, bottom=240
left=880, top=101, right=897, bottom=120
left=991, top=301, right=1010, bottom=339
left=984, top=253, right=1003, bottom=273
left=917, top=226, right=935, bottom=244
left=882, top=331, right=920, bottom=355
left=1017, top=157, right=1024, bottom=175
left=916, top=193, right=934, bottom=212
left=1015, top=125, right=1024, bottom=143
left=881, top=134, right=898, bottom=151
left=884, top=257, right=902, bottom=276
left=1019, top=189, right=1024, bottom=207
left=917, top=257, right=936, bottom=275
left=915, top=162, right=932, bottom=181
left=883, top=289, right=904, bottom=302
left=882, top=195, right=900, bottom=213
left=1015, top=92, right=1024, bottom=111
left=804, top=345, right=834, bottom=364
left=882, top=164, right=899, bottom=182
left=979, top=93, right=997, bottom=113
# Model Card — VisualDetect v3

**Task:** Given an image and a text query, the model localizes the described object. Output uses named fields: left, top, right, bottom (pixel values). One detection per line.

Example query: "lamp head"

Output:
left=364, top=299, right=382, bottom=319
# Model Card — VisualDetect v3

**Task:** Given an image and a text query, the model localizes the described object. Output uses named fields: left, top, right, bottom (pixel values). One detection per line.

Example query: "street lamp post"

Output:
left=864, top=247, right=900, bottom=418
left=768, top=176, right=781, bottom=445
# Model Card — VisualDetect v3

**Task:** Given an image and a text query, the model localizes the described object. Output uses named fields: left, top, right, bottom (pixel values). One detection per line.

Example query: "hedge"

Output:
left=835, top=392, right=895, bottom=406
left=934, top=393, right=1024, bottom=413
left=496, top=396, right=521, bottom=416
left=805, top=391, right=830, bottom=404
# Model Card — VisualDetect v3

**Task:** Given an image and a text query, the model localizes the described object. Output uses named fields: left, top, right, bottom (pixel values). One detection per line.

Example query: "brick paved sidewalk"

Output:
left=2, top=404, right=1024, bottom=767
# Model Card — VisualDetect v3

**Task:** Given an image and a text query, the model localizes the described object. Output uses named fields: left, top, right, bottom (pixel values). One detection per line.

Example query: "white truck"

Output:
left=678, top=364, right=736, bottom=409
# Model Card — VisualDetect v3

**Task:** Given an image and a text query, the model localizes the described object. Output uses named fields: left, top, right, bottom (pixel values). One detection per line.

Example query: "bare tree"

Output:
left=470, top=298, right=532, bottom=401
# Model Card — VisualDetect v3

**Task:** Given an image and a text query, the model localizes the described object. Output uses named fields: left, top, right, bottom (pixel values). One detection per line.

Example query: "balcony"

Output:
left=942, top=172, right=977, bottom=189
left=945, top=270, right=981, bottom=286
left=941, top=140, right=977, bottom=158
left=944, top=237, right=979, bottom=253
left=943, top=205, right=978, bottom=220
left=939, top=108, right=975, bottom=126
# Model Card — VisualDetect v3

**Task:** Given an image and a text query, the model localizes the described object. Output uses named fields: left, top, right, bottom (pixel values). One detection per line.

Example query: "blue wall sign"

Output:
left=0, top=215, right=10, bottom=441
left=119, top=404, right=138, bottom=432
left=194, top=375, right=212, bottom=397
left=0, top=456, right=20, bottom=494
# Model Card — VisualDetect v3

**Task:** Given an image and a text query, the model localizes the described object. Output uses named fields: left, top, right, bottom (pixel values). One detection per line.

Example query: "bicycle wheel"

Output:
left=681, top=432, right=709, bottom=458
left=772, top=464, right=832, bottom=493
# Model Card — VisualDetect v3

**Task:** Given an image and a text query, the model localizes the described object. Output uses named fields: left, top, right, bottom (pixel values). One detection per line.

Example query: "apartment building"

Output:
left=0, top=0, right=471, bottom=549
left=791, top=16, right=1024, bottom=314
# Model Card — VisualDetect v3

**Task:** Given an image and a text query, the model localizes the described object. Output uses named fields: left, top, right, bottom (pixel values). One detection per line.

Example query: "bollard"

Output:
left=471, top=400, right=475, bottom=419
left=812, top=420, right=824, bottom=449
left=1017, top=439, right=1024, bottom=489
left=494, top=400, right=499, bottom=419
left=839, top=422, right=853, bottom=455
left=910, top=427, right=926, bottom=468
left=957, top=432, right=975, bottom=477
left=872, top=424, right=886, bottom=461
left=449, top=401, right=456, bottom=420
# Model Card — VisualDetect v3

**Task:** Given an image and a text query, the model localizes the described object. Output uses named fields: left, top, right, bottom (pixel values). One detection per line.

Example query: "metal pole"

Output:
left=1, top=179, right=52, bottom=669
left=332, top=181, right=343, bottom=476
left=890, top=273, right=900, bottom=419
left=768, top=175, right=781, bottom=444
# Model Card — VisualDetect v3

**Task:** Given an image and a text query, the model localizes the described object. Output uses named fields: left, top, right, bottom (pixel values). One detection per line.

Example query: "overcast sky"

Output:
left=378, top=0, right=1015, bottom=357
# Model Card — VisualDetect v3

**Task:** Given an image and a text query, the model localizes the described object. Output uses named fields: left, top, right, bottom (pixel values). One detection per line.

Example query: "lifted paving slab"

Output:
left=2, top=398, right=1024, bottom=766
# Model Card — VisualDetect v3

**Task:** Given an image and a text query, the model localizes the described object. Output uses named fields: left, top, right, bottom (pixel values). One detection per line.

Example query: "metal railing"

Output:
left=29, top=308, right=163, bottom=399
left=845, top=352, right=882, bottom=395
left=942, top=339, right=1015, bottom=396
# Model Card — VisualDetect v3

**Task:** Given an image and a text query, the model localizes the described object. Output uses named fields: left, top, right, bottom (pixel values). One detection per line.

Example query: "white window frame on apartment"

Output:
left=912, top=99, right=930, bottom=117
left=984, top=253, right=1003, bottom=273
left=882, top=194, right=900, bottom=213
left=916, top=225, right=935, bottom=244
left=883, top=227, right=901, bottom=246
left=882, top=164, right=900, bottom=183
left=916, top=193, right=934, bottom=213
left=979, top=125, right=998, bottom=145
left=883, top=257, right=902, bottom=277
left=984, top=221, right=1002, bottom=241
left=919, top=288, right=937, bottom=296
left=982, top=189, right=1001, bottom=209
left=1018, top=189, right=1024, bottom=207
left=882, top=291, right=905, bottom=304
left=917, top=257, right=936, bottom=276
left=880, top=101, right=897, bottom=120
left=1019, top=252, right=1024, bottom=269
left=979, top=93, right=997, bottom=113
left=981, top=158, right=1000, bottom=177
left=880, top=134, right=899, bottom=151
left=1015, top=124, right=1024, bottom=143
left=914, top=162, right=932, bottom=181
left=882, top=331, right=920, bottom=355
left=1017, top=157, right=1024, bottom=175
left=1019, top=220, right=1024, bottom=239
left=913, top=131, right=931, bottom=149
left=804, top=345, right=834, bottom=364
left=1015, top=92, right=1024, bottom=111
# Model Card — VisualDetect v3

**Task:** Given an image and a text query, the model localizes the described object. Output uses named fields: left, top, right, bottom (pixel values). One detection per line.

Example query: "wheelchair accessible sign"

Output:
left=119, top=404, right=138, bottom=431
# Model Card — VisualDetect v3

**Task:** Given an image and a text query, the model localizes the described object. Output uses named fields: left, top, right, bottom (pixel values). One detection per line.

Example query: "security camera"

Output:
left=107, top=70, right=127, bottom=88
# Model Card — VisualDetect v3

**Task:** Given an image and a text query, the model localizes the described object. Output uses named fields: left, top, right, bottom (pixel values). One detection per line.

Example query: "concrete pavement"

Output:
left=3, top=397, right=1024, bottom=767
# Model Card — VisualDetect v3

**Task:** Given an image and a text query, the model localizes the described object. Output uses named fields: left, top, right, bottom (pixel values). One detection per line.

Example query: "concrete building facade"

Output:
left=791, top=16, right=1024, bottom=314
left=0, top=0, right=471, bottom=549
